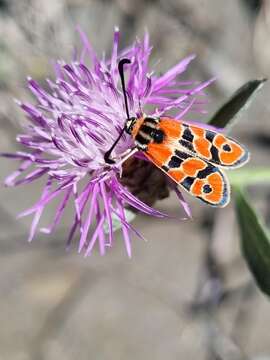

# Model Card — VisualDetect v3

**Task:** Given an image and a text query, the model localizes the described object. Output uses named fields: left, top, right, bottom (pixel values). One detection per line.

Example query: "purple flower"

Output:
left=1, top=27, right=214, bottom=257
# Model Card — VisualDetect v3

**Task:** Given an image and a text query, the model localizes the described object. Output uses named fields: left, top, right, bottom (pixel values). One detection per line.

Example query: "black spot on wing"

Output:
left=175, top=150, right=190, bottom=159
left=197, top=164, right=216, bottom=179
left=153, top=129, right=165, bottom=144
left=162, top=165, right=169, bottom=172
left=210, top=145, right=220, bottom=164
left=203, top=184, right=212, bottom=193
left=168, top=155, right=183, bottom=168
left=181, top=176, right=194, bottom=190
left=182, top=127, right=194, bottom=142
left=223, top=144, right=231, bottom=152
left=179, top=139, right=194, bottom=152
left=205, top=131, right=215, bottom=143
left=179, top=127, right=195, bottom=152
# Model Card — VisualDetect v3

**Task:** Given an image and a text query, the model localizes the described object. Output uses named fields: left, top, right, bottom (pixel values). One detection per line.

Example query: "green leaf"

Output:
left=208, top=79, right=267, bottom=128
left=228, top=167, right=270, bottom=187
left=235, top=188, right=270, bottom=297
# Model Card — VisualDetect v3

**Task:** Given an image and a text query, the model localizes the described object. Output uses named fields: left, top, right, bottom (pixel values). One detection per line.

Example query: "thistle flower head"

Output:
left=2, top=27, right=213, bottom=257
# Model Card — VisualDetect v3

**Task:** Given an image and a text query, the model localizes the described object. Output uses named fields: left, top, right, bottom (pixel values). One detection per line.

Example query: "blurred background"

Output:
left=0, top=0, right=270, bottom=359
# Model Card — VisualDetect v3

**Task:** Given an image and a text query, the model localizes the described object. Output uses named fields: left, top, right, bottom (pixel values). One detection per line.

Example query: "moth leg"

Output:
left=119, top=147, right=137, bottom=159
left=113, top=148, right=138, bottom=177
left=117, top=147, right=138, bottom=166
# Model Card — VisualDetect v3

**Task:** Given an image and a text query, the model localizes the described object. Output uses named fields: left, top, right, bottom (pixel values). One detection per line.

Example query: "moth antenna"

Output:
left=118, top=58, right=131, bottom=119
left=104, top=58, right=131, bottom=164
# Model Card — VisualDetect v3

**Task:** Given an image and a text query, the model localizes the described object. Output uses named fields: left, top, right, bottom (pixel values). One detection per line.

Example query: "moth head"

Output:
left=125, top=117, right=137, bottom=134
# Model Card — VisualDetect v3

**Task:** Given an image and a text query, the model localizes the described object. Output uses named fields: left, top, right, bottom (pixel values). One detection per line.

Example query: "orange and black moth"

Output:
left=104, top=59, right=250, bottom=207
left=124, top=115, right=249, bottom=207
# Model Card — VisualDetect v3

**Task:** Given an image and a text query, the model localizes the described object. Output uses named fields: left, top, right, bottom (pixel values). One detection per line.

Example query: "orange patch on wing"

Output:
left=159, top=118, right=182, bottom=140
left=191, top=178, right=204, bottom=196
left=168, top=169, right=185, bottom=182
left=190, top=126, right=204, bottom=137
left=182, top=158, right=206, bottom=176
left=204, top=173, right=223, bottom=203
left=189, top=171, right=225, bottom=204
left=219, top=142, right=243, bottom=165
left=194, top=138, right=211, bottom=159
left=146, top=143, right=172, bottom=167
left=213, top=134, right=226, bottom=148
left=189, top=125, right=212, bottom=159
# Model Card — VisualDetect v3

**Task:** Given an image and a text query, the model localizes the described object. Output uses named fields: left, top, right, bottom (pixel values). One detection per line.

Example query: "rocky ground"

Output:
left=0, top=1, right=270, bottom=359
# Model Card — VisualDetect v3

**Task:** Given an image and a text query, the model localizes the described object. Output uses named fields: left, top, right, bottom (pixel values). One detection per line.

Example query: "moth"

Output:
left=104, top=59, right=249, bottom=207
